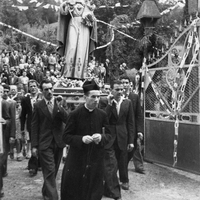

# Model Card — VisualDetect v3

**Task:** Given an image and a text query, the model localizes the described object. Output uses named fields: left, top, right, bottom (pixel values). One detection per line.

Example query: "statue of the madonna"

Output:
left=57, top=0, right=97, bottom=79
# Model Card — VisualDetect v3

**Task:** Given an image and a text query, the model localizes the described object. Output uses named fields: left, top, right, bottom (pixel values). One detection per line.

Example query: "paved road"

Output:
left=2, top=156, right=200, bottom=200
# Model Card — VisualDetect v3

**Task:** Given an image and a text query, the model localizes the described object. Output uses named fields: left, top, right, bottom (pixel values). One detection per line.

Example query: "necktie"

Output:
left=47, top=101, right=53, bottom=115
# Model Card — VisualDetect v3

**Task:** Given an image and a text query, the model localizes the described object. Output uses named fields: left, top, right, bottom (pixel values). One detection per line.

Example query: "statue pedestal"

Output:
left=53, top=84, right=107, bottom=104
left=54, top=85, right=85, bottom=103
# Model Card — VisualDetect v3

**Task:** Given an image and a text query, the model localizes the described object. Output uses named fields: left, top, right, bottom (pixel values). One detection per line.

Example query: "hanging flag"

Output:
left=12, top=5, right=29, bottom=11
left=115, top=3, right=121, bottom=7
left=43, top=4, right=50, bottom=9
left=18, top=6, right=29, bottom=11
left=36, top=2, right=43, bottom=7
left=17, top=0, right=23, bottom=3
left=55, top=6, right=59, bottom=12
left=30, top=0, right=38, bottom=3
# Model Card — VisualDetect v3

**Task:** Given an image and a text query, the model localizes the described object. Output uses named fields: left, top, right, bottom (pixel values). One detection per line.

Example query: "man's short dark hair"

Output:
left=111, top=80, right=123, bottom=89
left=40, top=79, right=52, bottom=90
left=28, top=79, right=38, bottom=88
left=119, top=75, right=130, bottom=82
left=2, top=84, right=10, bottom=91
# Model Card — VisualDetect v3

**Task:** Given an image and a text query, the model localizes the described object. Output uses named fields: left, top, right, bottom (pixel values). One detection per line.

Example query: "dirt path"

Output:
left=2, top=157, right=200, bottom=200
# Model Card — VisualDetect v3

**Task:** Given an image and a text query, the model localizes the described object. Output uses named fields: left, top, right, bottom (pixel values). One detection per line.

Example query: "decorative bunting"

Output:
left=17, top=0, right=23, bottom=3
left=96, top=28, right=115, bottom=50
left=0, top=21, right=57, bottom=47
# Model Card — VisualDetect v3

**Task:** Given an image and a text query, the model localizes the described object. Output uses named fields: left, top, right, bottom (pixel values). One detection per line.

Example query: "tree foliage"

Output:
left=0, top=0, right=187, bottom=70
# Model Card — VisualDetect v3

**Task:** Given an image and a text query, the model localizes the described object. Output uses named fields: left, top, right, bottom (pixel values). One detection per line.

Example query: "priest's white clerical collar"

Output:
left=84, top=104, right=94, bottom=112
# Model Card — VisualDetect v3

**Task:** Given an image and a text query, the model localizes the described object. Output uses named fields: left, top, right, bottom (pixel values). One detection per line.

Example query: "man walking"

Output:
left=120, top=75, right=145, bottom=174
left=0, top=85, right=15, bottom=198
left=103, top=80, right=135, bottom=199
left=1, top=84, right=16, bottom=174
left=20, top=80, right=42, bottom=175
left=31, top=79, right=68, bottom=200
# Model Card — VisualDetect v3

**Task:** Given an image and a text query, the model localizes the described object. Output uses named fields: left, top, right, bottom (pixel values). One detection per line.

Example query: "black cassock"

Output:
left=61, top=105, right=111, bottom=200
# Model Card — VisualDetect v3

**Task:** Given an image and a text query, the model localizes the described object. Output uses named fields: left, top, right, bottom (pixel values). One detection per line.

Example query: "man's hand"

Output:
left=138, top=132, right=143, bottom=140
left=92, top=133, right=102, bottom=145
left=82, top=135, right=93, bottom=144
left=107, top=94, right=114, bottom=105
left=0, top=118, right=6, bottom=124
left=127, top=143, right=134, bottom=152
left=32, top=148, right=38, bottom=157
left=9, top=137, right=15, bottom=144
left=56, top=95, right=63, bottom=102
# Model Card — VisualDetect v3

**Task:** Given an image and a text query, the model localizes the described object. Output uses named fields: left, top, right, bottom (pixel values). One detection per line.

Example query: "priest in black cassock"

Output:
left=61, top=79, right=112, bottom=200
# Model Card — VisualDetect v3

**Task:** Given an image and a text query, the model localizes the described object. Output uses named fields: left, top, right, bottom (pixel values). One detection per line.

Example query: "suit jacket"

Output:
left=128, top=92, right=144, bottom=134
left=20, top=94, right=39, bottom=134
left=34, top=71, right=44, bottom=84
left=5, top=99, right=16, bottom=139
left=8, top=76, right=19, bottom=85
left=104, top=98, right=135, bottom=150
left=2, top=99, right=16, bottom=152
left=9, top=55, right=19, bottom=67
left=27, top=72, right=35, bottom=80
left=31, top=98, right=68, bottom=150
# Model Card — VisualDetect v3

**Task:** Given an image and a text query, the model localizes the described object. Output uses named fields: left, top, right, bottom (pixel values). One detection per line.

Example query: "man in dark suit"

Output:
left=34, top=66, right=44, bottom=85
left=1, top=84, right=16, bottom=170
left=120, top=75, right=145, bottom=174
left=0, top=85, right=15, bottom=198
left=8, top=69, right=19, bottom=86
left=104, top=59, right=110, bottom=83
left=21, top=80, right=42, bottom=158
left=103, top=80, right=135, bottom=200
left=31, top=79, right=68, bottom=200
left=21, top=79, right=42, bottom=175
left=9, top=50, right=19, bottom=67
left=27, top=68, right=35, bottom=80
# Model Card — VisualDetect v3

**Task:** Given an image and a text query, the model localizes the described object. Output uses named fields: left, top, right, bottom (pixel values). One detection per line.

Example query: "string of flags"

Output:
left=0, top=21, right=57, bottom=47
left=1, top=0, right=186, bottom=51
left=11, top=0, right=185, bottom=16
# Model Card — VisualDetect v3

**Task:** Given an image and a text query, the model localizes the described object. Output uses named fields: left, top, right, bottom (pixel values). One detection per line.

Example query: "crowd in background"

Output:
left=0, top=49, right=110, bottom=92
left=0, top=48, right=144, bottom=200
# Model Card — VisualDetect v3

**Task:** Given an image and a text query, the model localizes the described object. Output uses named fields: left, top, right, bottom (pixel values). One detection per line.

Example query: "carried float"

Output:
left=53, top=78, right=85, bottom=104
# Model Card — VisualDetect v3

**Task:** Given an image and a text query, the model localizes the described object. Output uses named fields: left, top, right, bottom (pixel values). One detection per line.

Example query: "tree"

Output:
left=0, top=0, right=187, bottom=70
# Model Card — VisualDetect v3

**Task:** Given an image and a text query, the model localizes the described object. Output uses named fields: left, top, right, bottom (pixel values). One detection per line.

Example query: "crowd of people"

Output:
left=0, top=48, right=144, bottom=200
left=0, top=49, right=110, bottom=87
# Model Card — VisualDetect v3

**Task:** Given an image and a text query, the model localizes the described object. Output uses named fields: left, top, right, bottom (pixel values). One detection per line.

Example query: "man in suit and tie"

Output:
left=120, top=75, right=145, bottom=174
left=103, top=80, right=135, bottom=200
left=31, top=79, right=68, bottom=200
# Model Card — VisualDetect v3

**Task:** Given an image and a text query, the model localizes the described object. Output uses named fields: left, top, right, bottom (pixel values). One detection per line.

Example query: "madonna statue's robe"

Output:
left=57, top=1, right=97, bottom=79
left=61, top=105, right=111, bottom=200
